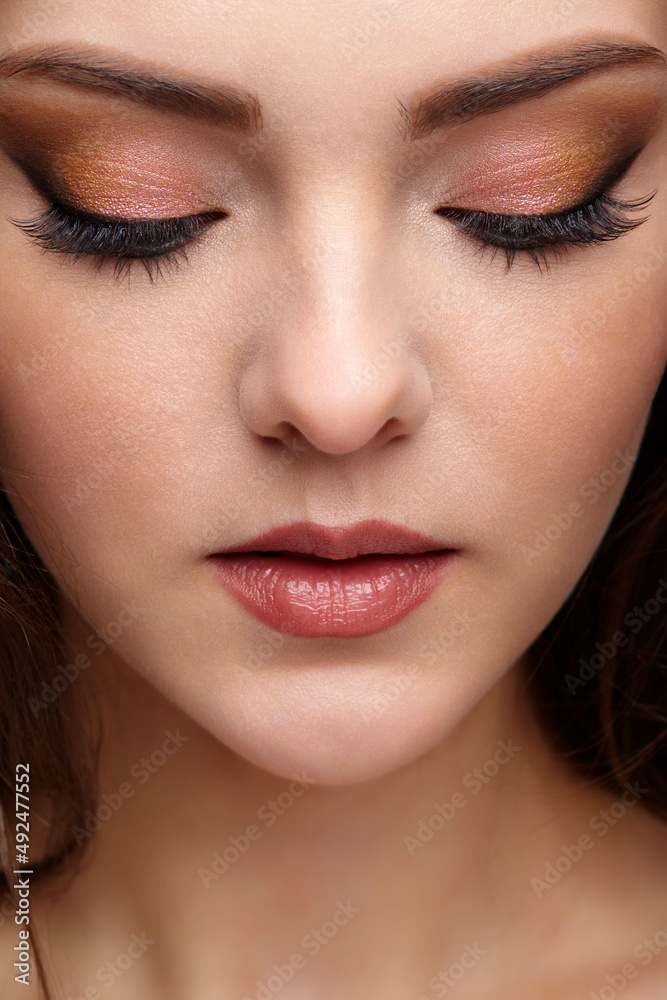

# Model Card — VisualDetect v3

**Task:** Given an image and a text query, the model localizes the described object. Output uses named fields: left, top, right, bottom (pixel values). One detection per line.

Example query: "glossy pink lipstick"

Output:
left=209, top=520, right=457, bottom=638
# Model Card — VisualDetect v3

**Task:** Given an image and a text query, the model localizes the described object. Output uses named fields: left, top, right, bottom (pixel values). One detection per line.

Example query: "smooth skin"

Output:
left=0, top=0, right=667, bottom=997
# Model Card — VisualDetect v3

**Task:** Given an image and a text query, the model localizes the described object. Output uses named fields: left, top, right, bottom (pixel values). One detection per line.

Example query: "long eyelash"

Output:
left=13, top=203, right=225, bottom=281
left=436, top=190, right=656, bottom=272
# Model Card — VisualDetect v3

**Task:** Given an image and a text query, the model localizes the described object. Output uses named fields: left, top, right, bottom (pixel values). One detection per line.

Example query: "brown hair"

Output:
left=526, top=364, right=667, bottom=815
left=0, top=486, right=101, bottom=994
left=0, top=366, right=666, bottom=994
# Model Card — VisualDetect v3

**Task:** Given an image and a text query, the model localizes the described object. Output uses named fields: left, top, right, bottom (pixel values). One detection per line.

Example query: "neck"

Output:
left=39, top=622, right=667, bottom=1000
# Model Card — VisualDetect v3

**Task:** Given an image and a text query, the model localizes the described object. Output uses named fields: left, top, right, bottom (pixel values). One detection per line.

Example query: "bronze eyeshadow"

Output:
left=0, top=92, right=226, bottom=219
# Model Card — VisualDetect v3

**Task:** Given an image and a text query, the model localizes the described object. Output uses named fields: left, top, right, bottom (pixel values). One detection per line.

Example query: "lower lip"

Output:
left=209, top=551, right=457, bottom=638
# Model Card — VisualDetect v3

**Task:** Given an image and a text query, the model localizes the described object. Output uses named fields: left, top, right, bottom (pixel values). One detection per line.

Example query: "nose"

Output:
left=238, top=234, right=432, bottom=456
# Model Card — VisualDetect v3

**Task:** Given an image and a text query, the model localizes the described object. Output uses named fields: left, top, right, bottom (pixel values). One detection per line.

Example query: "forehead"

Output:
left=1, top=0, right=664, bottom=120
left=0, top=3, right=664, bottom=181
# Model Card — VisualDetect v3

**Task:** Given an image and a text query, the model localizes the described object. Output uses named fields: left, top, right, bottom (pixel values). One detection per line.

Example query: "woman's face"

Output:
left=0, top=0, right=665, bottom=785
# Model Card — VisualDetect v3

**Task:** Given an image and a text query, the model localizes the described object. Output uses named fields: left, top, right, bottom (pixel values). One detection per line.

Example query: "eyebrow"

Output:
left=0, top=45, right=262, bottom=132
left=402, top=41, right=666, bottom=138
left=0, top=40, right=663, bottom=143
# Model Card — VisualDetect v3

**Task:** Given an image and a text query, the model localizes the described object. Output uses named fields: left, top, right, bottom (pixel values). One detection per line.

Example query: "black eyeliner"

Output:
left=11, top=200, right=225, bottom=279
left=435, top=144, right=655, bottom=270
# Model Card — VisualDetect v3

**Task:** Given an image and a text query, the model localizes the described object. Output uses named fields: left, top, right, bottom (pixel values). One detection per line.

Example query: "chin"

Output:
left=193, top=660, right=487, bottom=786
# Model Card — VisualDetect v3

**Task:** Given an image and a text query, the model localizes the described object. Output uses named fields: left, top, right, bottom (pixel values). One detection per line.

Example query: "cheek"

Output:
left=0, top=216, right=282, bottom=610
left=525, top=265, right=665, bottom=529
left=0, top=285, right=212, bottom=592
left=436, top=250, right=667, bottom=634
left=0, top=224, right=665, bottom=662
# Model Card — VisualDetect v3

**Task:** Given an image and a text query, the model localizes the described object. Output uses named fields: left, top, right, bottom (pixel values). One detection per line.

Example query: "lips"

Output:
left=208, top=520, right=457, bottom=638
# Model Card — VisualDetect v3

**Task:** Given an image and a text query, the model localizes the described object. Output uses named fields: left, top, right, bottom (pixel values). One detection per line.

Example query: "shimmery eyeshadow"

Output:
left=53, top=135, right=216, bottom=217
left=445, top=133, right=637, bottom=214
left=430, top=72, right=663, bottom=216
left=0, top=92, right=227, bottom=218
left=1, top=66, right=663, bottom=227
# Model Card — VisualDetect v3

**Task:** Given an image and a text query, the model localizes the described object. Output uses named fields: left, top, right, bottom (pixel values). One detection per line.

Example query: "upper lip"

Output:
left=213, top=519, right=455, bottom=561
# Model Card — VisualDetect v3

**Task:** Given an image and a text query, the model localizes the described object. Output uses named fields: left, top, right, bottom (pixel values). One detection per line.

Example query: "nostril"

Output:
left=237, top=334, right=432, bottom=456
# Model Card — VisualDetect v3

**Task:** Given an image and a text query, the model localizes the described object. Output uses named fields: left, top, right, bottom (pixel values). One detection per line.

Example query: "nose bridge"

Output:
left=290, top=170, right=388, bottom=299
left=279, top=180, right=405, bottom=378
left=237, top=174, right=432, bottom=455
left=284, top=212, right=404, bottom=412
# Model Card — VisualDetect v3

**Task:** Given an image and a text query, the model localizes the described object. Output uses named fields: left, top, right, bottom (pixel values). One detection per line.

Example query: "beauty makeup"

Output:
left=209, top=520, right=458, bottom=638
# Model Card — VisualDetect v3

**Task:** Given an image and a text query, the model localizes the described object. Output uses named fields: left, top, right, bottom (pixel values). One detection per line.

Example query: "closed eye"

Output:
left=12, top=201, right=227, bottom=281
left=435, top=152, right=656, bottom=271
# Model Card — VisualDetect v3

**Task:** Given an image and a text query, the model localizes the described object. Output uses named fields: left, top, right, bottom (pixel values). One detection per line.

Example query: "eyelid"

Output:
left=439, top=145, right=646, bottom=221
left=12, top=199, right=227, bottom=281
left=7, top=148, right=223, bottom=226
left=434, top=146, right=655, bottom=272
left=48, top=197, right=225, bottom=227
left=551, top=146, right=645, bottom=216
